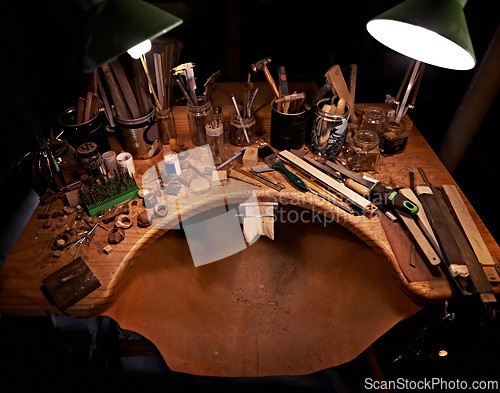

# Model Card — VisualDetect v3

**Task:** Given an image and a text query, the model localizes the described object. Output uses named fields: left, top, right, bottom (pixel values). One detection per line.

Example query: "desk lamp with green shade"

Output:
left=79, top=0, right=182, bottom=73
left=366, top=0, right=476, bottom=123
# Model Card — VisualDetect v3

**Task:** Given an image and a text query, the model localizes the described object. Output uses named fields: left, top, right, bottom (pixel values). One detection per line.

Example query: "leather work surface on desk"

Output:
left=1, top=101, right=498, bottom=377
left=104, top=205, right=421, bottom=377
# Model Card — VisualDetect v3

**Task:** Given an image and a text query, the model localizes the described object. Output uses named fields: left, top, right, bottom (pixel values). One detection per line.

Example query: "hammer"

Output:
left=251, top=57, right=280, bottom=98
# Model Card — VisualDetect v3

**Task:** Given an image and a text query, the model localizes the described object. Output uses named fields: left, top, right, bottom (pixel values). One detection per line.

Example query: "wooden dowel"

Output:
left=83, top=91, right=93, bottom=122
left=76, top=97, right=85, bottom=124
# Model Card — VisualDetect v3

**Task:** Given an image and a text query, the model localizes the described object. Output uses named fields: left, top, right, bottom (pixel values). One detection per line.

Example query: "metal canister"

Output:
left=114, top=109, right=162, bottom=159
left=310, top=99, right=350, bottom=158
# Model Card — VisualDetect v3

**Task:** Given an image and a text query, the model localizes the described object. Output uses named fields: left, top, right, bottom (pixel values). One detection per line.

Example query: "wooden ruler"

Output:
left=441, top=185, right=496, bottom=266
left=278, top=151, right=377, bottom=214
left=325, top=65, right=355, bottom=118
left=396, top=210, right=441, bottom=266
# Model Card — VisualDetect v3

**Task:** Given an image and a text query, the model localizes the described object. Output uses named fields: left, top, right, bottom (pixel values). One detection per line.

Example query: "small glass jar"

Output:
left=187, top=97, right=213, bottom=146
left=156, top=108, right=177, bottom=146
left=77, top=141, right=106, bottom=177
left=50, top=138, right=84, bottom=184
left=346, top=129, right=380, bottom=171
left=205, top=118, right=226, bottom=166
left=360, top=106, right=386, bottom=136
left=380, top=116, right=408, bottom=156
left=229, top=114, right=256, bottom=146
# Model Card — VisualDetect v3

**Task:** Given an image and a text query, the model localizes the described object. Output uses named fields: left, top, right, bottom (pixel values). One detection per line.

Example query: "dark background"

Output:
left=0, top=0, right=498, bottom=239
left=0, top=1, right=499, bottom=391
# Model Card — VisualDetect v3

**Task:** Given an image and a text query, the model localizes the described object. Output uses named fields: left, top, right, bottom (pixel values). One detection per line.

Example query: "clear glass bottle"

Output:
left=156, top=108, right=177, bottom=146
left=380, top=116, right=408, bottom=156
left=205, top=117, right=226, bottom=166
left=229, top=114, right=256, bottom=146
left=346, top=129, right=380, bottom=171
left=360, top=106, right=386, bottom=136
left=187, top=97, right=213, bottom=146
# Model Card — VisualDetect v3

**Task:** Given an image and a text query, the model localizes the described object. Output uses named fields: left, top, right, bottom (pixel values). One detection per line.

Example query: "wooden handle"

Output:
left=263, top=66, right=280, bottom=98
left=345, top=179, right=370, bottom=197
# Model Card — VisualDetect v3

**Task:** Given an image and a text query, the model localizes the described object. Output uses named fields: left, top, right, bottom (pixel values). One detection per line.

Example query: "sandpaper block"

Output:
left=42, top=257, right=101, bottom=311
left=242, top=147, right=258, bottom=168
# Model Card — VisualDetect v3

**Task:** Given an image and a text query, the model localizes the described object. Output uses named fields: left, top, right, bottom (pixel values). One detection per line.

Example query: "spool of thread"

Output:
left=102, top=151, right=118, bottom=174
left=116, top=152, right=135, bottom=176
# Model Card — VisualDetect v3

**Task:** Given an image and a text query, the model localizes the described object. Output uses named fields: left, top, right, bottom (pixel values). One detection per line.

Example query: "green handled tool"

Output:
left=325, top=160, right=419, bottom=216
left=265, top=153, right=308, bottom=191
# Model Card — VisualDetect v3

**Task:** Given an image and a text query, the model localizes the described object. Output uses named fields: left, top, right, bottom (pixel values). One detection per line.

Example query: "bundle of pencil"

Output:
left=99, top=41, right=181, bottom=120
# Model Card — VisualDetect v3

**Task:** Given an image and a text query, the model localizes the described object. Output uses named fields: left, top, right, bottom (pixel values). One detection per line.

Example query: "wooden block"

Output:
left=441, top=185, right=496, bottom=266
left=212, top=170, right=227, bottom=183
left=243, top=216, right=275, bottom=243
left=103, top=245, right=113, bottom=254
left=65, top=189, right=82, bottom=207
left=42, top=257, right=101, bottom=311
left=242, top=147, right=258, bottom=168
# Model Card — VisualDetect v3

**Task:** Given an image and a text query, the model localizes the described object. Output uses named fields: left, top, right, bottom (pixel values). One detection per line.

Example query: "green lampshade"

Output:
left=366, top=0, right=475, bottom=70
left=80, top=0, right=182, bottom=73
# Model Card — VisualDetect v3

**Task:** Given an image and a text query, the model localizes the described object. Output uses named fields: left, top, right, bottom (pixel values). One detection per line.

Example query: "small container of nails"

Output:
left=205, top=107, right=226, bottom=165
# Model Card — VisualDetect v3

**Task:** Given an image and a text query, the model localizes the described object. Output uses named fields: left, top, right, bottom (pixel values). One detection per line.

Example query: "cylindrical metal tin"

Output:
left=57, top=106, right=108, bottom=152
left=310, top=99, right=350, bottom=158
left=270, top=101, right=307, bottom=151
left=114, top=109, right=162, bottom=159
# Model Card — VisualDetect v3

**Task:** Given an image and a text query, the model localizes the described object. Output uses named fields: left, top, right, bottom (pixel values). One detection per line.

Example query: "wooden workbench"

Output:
left=0, top=102, right=498, bottom=377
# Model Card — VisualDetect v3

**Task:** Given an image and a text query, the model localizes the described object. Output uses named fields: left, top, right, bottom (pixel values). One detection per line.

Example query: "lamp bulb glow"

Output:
left=127, top=40, right=152, bottom=59
left=366, top=20, right=475, bottom=70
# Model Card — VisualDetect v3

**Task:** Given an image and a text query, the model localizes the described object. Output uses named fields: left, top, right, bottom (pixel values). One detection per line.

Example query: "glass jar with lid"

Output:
left=380, top=116, right=408, bottom=155
left=360, top=106, right=386, bottom=136
left=345, top=129, right=380, bottom=171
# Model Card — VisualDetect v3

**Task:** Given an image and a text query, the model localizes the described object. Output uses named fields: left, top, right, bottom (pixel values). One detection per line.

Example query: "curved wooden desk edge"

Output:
left=93, top=189, right=443, bottom=318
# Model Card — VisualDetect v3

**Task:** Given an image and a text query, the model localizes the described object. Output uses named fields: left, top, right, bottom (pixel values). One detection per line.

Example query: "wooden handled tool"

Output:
left=251, top=57, right=280, bottom=98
